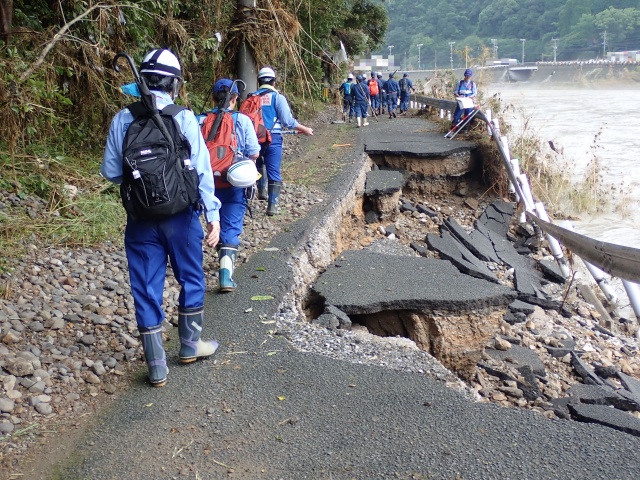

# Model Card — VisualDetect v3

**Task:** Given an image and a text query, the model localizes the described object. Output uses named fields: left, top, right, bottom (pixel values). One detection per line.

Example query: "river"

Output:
left=485, top=85, right=640, bottom=249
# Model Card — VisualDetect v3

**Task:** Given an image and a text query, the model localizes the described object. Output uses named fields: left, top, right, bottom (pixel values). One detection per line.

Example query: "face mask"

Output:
left=121, top=82, right=141, bottom=97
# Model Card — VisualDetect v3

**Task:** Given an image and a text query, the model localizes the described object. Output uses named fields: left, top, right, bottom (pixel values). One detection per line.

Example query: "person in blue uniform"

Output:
left=452, top=68, right=477, bottom=126
left=352, top=74, right=370, bottom=127
left=339, top=73, right=355, bottom=122
left=199, top=79, right=260, bottom=293
left=376, top=73, right=386, bottom=115
left=101, top=49, right=220, bottom=387
left=398, top=72, right=415, bottom=114
left=384, top=72, right=400, bottom=118
left=252, top=66, right=314, bottom=216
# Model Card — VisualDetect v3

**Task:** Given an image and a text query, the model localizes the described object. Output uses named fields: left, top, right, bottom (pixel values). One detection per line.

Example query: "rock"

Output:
left=492, top=391, right=508, bottom=401
left=34, top=403, right=53, bottom=415
left=5, top=358, right=35, bottom=377
left=2, top=331, right=21, bottom=344
left=0, top=421, right=15, bottom=434
left=494, top=337, right=512, bottom=351
left=79, top=334, right=96, bottom=346
left=0, top=398, right=15, bottom=413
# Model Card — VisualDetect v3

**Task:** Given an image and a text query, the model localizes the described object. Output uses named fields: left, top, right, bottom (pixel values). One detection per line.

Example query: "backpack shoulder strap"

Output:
left=127, top=101, right=147, bottom=119
left=161, top=103, right=187, bottom=117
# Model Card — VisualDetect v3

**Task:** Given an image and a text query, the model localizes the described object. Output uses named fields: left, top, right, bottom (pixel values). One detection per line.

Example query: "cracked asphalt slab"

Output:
left=46, top=119, right=640, bottom=480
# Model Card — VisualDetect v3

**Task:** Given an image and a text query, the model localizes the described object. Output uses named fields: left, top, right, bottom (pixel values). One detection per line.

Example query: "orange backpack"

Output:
left=200, top=111, right=238, bottom=188
left=368, top=78, right=379, bottom=96
left=238, top=90, right=272, bottom=145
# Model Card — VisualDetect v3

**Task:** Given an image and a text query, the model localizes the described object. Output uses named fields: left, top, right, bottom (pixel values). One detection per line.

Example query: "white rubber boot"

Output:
left=356, top=117, right=362, bottom=127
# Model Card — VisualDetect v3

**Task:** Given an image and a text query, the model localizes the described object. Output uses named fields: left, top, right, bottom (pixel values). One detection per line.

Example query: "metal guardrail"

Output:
left=525, top=213, right=640, bottom=284
left=413, top=94, right=455, bottom=112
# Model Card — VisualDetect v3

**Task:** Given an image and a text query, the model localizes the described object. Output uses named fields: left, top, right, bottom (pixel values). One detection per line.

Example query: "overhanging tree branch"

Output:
left=18, top=3, right=110, bottom=84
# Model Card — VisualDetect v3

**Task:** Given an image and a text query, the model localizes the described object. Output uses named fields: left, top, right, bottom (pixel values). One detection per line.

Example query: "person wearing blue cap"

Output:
left=398, top=72, right=415, bottom=114
left=199, top=79, right=260, bottom=293
left=352, top=74, right=370, bottom=127
left=383, top=72, right=400, bottom=118
left=452, top=68, right=477, bottom=127
left=339, top=74, right=355, bottom=122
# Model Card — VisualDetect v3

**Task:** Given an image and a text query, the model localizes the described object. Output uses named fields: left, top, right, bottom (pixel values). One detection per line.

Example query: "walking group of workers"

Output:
left=339, top=68, right=478, bottom=133
left=339, top=71, right=416, bottom=125
left=101, top=48, right=313, bottom=387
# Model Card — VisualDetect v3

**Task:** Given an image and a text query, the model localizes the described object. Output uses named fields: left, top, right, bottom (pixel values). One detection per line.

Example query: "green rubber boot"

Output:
left=256, top=159, right=268, bottom=200
left=267, top=181, right=282, bottom=216
left=139, top=326, right=168, bottom=387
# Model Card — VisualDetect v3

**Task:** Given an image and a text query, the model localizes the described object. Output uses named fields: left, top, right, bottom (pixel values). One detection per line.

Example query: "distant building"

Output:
left=485, top=58, right=518, bottom=66
left=607, top=50, right=640, bottom=62
left=353, top=54, right=396, bottom=72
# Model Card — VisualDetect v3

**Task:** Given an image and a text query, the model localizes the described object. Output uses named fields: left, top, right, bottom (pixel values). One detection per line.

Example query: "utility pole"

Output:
left=520, top=38, right=526, bottom=64
left=416, top=43, right=423, bottom=70
left=552, top=38, right=558, bottom=62
left=602, top=31, right=607, bottom=58
left=237, top=0, right=257, bottom=98
left=434, top=49, right=437, bottom=70
left=464, top=45, right=470, bottom=68
left=388, top=45, right=394, bottom=57
left=491, top=38, right=498, bottom=59
left=449, top=41, right=455, bottom=70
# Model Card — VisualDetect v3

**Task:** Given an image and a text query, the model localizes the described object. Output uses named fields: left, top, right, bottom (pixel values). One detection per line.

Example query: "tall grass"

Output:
left=0, top=149, right=123, bottom=267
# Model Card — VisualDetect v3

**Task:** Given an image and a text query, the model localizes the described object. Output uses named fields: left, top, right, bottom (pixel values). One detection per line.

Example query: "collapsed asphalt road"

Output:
left=36, top=118, right=640, bottom=479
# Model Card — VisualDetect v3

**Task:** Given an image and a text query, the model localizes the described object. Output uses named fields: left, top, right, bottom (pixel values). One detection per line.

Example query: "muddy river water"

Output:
left=485, top=85, right=640, bottom=249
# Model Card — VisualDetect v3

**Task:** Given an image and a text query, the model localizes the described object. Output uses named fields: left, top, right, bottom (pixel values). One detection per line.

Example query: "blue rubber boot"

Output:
left=267, top=181, right=281, bottom=216
left=139, top=326, right=168, bottom=387
left=177, top=308, right=219, bottom=364
left=218, top=245, right=238, bottom=293
left=256, top=159, right=268, bottom=200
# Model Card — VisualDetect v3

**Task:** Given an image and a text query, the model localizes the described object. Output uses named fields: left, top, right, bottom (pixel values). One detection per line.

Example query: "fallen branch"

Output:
left=18, top=3, right=109, bottom=84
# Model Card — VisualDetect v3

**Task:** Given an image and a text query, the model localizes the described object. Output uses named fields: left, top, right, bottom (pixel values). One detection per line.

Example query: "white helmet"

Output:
left=347, top=73, right=354, bottom=80
left=257, top=66, right=276, bottom=82
left=227, top=159, right=258, bottom=188
left=140, top=49, right=182, bottom=78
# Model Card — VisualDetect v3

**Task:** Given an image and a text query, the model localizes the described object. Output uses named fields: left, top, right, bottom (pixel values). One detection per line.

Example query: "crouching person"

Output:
left=102, top=49, right=221, bottom=386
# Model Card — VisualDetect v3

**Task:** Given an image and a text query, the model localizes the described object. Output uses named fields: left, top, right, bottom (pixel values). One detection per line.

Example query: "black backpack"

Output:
left=399, top=78, right=410, bottom=93
left=120, top=102, right=200, bottom=220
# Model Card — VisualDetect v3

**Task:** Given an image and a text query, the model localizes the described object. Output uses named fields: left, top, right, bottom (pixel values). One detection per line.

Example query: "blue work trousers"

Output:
left=354, top=101, right=369, bottom=118
left=260, top=132, right=284, bottom=182
left=125, top=207, right=205, bottom=331
left=453, top=105, right=474, bottom=125
left=387, top=93, right=398, bottom=113
left=217, top=186, right=247, bottom=247
left=343, top=97, right=354, bottom=117
left=400, top=91, right=410, bottom=111
left=370, top=95, right=380, bottom=111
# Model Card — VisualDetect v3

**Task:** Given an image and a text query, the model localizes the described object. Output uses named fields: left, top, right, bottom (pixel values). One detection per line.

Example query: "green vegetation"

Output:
left=378, top=0, right=640, bottom=68
left=0, top=1, right=389, bottom=262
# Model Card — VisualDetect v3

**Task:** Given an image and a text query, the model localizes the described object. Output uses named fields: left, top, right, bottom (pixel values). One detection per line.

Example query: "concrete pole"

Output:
left=237, top=0, right=257, bottom=98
